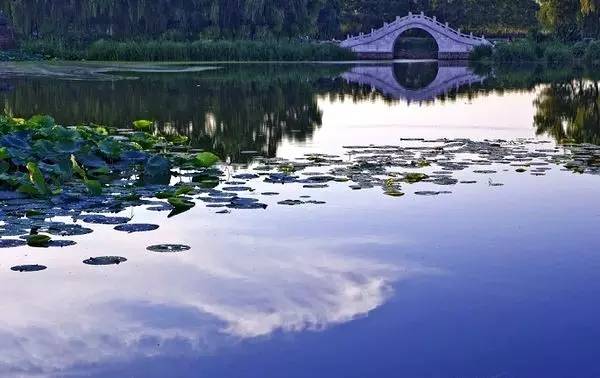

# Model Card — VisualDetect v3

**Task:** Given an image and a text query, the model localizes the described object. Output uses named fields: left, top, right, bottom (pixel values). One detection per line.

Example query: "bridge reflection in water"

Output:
left=341, top=62, right=486, bottom=103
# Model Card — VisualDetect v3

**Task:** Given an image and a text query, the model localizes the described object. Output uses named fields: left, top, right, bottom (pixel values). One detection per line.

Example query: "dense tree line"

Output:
left=340, top=0, right=538, bottom=37
left=539, top=0, right=600, bottom=39
left=0, top=0, right=539, bottom=42
left=0, top=0, right=328, bottom=41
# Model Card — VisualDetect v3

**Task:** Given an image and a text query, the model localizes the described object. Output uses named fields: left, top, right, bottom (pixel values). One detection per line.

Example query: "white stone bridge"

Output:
left=340, top=12, right=493, bottom=60
left=341, top=64, right=486, bottom=102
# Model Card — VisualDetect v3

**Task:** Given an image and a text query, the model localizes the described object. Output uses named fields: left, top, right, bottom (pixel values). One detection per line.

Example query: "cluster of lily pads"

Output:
left=1, top=116, right=599, bottom=273
left=0, top=114, right=221, bottom=269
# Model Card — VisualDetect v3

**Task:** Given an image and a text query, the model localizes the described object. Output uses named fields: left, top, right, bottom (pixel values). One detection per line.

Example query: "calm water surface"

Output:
left=0, top=61, right=599, bottom=377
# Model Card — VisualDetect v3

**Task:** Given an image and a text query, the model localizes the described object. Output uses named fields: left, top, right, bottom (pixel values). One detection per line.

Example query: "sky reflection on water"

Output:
left=0, top=62, right=599, bottom=377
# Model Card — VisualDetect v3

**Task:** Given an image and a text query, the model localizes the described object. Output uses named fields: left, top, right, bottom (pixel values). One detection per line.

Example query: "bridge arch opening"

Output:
left=392, top=61, right=439, bottom=90
left=393, top=28, right=439, bottom=59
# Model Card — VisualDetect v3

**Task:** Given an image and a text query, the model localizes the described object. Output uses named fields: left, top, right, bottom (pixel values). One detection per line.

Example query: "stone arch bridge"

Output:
left=340, top=12, right=493, bottom=60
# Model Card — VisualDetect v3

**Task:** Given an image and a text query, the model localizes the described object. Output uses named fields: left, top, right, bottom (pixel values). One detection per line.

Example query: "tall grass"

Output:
left=473, top=38, right=600, bottom=66
left=22, top=39, right=355, bottom=61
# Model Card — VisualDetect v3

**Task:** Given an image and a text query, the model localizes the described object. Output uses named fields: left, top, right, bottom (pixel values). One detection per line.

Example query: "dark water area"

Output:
left=0, top=61, right=599, bottom=377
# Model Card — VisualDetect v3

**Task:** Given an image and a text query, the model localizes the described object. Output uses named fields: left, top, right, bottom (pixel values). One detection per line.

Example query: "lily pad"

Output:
left=46, top=224, right=94, bottom=236
left=11, top=264, right=47, bottom=272
left=403, top=173, right=429, bottom=183
left=25, top=234, right=51, bottom=247
left=278, top=199, right=305, bottom=206
left=222, top=186, right=253, bottom=192
left=227, top=197, right=268, bottom=209
left=414, top=191, right=452, bottom=196
left=114, top=223, right=159, bottom=233
left=83, top=256, right=127, bottom=265
left=233, top=173, right=259, bottom=180
left=147, top=244, right=191, bottom=253
left=167, top=197, right=195, bottom=217
left=0, top=239, right=27, bottom=248
left=82, top=215, right=131, bottom=225
left=48, top=240, right=77, bottom=247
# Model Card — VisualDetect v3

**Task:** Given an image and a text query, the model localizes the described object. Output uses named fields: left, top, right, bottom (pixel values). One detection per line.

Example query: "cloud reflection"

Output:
left=0, top=234, right=426, bottom=375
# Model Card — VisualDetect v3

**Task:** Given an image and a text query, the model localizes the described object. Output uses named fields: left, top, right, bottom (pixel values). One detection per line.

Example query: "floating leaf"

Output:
left=174, top=185, right=194, bottom=196
left=0, top=239, right=27, bottom=248
left=83, top=256, right=127, bottom=266
left=403, top=172, right=429, bottom=183
left=147, top=244, right=191, bottom=253
left=82, top=215, right=131, bottom=225
left=46, top=224, right=93, bottom=236
left=11, top=264, right=47, bottom=272
left=114, top=223, right=159, bottom=233
left=25, top=234, right=51, bottom=248
left=167, top=197, right=195, bottom=217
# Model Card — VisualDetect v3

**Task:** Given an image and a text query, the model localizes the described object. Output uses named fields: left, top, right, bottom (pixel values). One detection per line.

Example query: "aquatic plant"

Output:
left=0, top=114, right=221, bottom=201
left=403, top=172, right=429, bottom=183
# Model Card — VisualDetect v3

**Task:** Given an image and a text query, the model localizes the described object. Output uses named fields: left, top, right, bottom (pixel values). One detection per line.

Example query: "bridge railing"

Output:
left=342, top=12, right=489, bottom=45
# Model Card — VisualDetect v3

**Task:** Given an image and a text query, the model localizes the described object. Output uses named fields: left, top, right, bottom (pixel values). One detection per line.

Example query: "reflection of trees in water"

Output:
left=3, top=63, right=600, bottom=158
left=534, top=81, right=600, bottom=144
left=0, top=66, right=343, bottom=162
left=392, top=62, right=438, bottom=90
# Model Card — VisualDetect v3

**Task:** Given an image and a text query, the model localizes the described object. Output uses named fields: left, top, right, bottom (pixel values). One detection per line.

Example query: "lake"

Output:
left=0, top=61, right=599, bottom=377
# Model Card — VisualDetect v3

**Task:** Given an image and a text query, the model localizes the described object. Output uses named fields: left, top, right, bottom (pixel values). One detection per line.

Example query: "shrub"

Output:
left=494, top=40, right=537, bottom=62
left=543, top=43, right=572, bottom=65
left=572, top=41, right=588, bottom=59
left=584, top=40, right=600, bottom=66
left=470, top=45, right=493, bottom=61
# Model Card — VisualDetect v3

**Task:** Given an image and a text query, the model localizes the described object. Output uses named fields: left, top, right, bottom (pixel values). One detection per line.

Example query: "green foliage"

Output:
left=23, top=162, right=52, bottom=197
left=1, top=0, right=329, bottom=40
left=573, top=41, right=589, bottom=58
left=2, top=0, right=539, bottom=46
left=534, top=81, right=600, bottom=145
left=84, top=179, right=103, bottom=196
left=470, top=45, right=494, bottom=61
left=132, top=120, right=154, bottom=131
left=584, top=41, right=600, bottom=66
left=25, top=234, right=51, bottom=247
left=0, top=114, right=219, bottom=199
left=494, top=41, right=539, bottom=62
left=194, top=152, right=220, bottom=168
left=341, top=0, right=538, bottom=38
left=403, top=172, right=429, bottom=183
left=167, top=197, right=196, bottom=217
left=45, top=39, right=354, bottom=62
left=543, top=43, right=572, bottom=65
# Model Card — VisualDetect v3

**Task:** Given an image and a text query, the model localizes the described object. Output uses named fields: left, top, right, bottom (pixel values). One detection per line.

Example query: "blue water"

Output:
left=0, top=62, right=599, bottom=377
